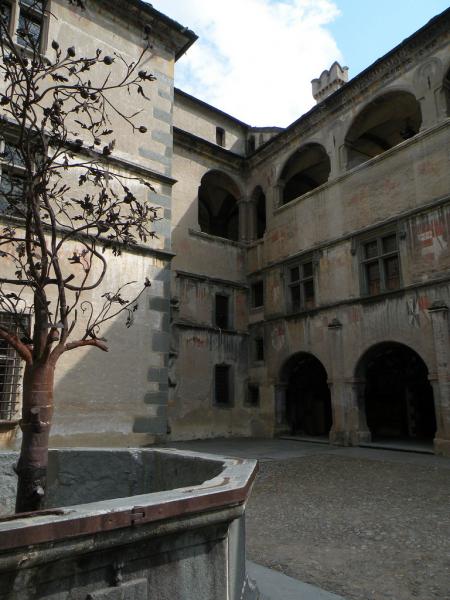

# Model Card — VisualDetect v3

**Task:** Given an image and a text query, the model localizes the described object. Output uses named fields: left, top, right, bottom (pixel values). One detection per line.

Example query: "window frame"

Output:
left=0, top=311, right=29, bottom=422
left=359, top=231, right=401, bottom=296
left=215, top=126, right=226, bottom=147
left=214, top=292, right=231, bottom=330
left=254, top=336, right=264, bottom=363
left=286, top=257, right=316, bottom=313
left=245, top=383, right=260, bottom=407
left=213, top=363, right=233, bottom=407
left=250, top=280, right=264, bottom=309
left=0, top=0, right=48, bottom=54
left=0, top=137, right=28, bottom=216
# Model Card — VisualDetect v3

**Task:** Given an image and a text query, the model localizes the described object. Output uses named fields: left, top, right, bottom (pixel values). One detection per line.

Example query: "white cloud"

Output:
left=151, top=0, right=342, bottom=127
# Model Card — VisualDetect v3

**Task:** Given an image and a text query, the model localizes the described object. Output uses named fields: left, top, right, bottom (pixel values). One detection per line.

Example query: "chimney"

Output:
left=311, top=62, right=349, bottom=104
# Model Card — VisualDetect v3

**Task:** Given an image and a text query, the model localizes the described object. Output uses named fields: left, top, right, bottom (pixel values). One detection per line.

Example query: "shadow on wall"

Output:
left=46, top=272, right=170, bottom=447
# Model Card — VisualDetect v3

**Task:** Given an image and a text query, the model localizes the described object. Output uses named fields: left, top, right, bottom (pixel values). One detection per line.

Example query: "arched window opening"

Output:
left=247, top=135, right=256, bottom=154
left=280, top=144, right=330, bottom=205
left=281, top=353, right=332, bottom=437
left=345, top=92, right=422, bottom=169
left=198, top=171, right=240, bottom=241
left=444, top=67, right=450, bottom=116
left=216, top=127, right=225, bottom=147
left=252, top=186, right=266, bottom=239
left=356, top=342, right=436, bottom=442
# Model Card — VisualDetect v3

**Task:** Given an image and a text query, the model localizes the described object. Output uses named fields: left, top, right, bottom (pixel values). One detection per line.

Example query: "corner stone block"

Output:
left=133, top=416, right=167, bottom=434
left=148, top=367, right=169, bottom=384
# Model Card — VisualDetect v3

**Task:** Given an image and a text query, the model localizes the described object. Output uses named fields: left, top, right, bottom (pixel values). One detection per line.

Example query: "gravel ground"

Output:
left=246, top=452, right=450, bottom=600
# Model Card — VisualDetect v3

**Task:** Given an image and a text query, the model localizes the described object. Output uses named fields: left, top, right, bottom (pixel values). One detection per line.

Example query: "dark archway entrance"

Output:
left=357, top=342, right=436, bottom=441
left=282, top=353, right=332, bottom=436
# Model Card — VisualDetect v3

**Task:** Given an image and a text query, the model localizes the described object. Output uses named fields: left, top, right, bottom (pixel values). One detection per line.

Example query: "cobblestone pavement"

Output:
left=245, top=447, right=450, bottom=600
left=162, top=439, right=450, bottom=600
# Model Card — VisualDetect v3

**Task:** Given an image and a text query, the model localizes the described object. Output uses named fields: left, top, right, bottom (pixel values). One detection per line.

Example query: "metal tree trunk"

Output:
left=15, top=361, right=55, bottom=513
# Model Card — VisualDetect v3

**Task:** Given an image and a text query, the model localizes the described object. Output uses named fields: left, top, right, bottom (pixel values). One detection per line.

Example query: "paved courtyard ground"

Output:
left=162, top=439, right=450, bottom=600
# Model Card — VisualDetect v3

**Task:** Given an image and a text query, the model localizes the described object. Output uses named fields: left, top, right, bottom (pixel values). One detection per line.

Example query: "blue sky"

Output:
left=152, top=0, right=449, bottom=126
left=329, top=1, right=449, bottom=78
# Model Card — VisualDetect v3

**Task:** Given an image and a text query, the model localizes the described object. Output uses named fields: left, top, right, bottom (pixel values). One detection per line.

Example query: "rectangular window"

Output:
left=0, top=312, right=27, bottom=421
left=215, top=364, right=231, bottom=406
left=0, top=139, right=27, bottom=215
left=288, top=260, right=315, bottom=312
left=255, top=337, right=264, bottom=362
left=216, top=127, right=225, bottom=147
left=246, top=384, right=260, bottom=407
left=1, top=1, right=44, bottom=51
left=361, top=233, right=400, bottom=295
left=251, top=280, right=264, bottom=308
left=215, top=294, right=229, bottom=329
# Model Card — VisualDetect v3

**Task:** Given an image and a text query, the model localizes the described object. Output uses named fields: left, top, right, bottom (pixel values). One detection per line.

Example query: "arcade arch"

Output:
left=280, top=143, right=331, bottom=205
left=355, top=342, right=436, bottom=441
left=281, top=352, right=332, bottom=436
left=198, top=170, right=240, bottom=241
left=345, top=91, right=422, bottom=169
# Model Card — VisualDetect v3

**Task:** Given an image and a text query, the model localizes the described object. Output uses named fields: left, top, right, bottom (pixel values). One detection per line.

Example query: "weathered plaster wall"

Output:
left=169, top=9, right=450, bottom=452
left=174, top=91, right=248, bottom=155
left=0, top=0, right=189, bottom=448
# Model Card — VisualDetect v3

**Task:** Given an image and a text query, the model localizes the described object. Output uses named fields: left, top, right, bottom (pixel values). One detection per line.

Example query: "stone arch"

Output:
left=198, top=170, right=241, bottom=241
left=251, top=185, right=266, bottom=239
left=279, top=143, right=331, bottom=205
left=280, top=352, right=332, bottom=436
left=345, top=90, right=422, bottom=169
left=355, top=341, right=436, bottom=442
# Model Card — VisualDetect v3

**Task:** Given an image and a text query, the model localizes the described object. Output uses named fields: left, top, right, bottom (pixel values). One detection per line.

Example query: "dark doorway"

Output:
left=283, top=353, right=332, bottom=436
left=359, top=342, right=436, bottom=441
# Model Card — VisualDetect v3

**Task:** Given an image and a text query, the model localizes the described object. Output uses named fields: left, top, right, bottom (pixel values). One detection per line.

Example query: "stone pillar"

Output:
left=274, top=383, right=288, bottom=435
left=238, top=198, right=249, bottom=242
left=327, top=319, right=371, bottom=446
left=428, top=301, right=450, bottom=456
left=273, top=183, right=284, bottom=210
left=247, top=198, right=257, bottom=242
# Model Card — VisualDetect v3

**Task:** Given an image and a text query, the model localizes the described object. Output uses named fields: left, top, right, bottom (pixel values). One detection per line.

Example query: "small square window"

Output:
left=251, top=281, right=264, bottom=308
left=215, top=364, right=232, bottom=406
left=247, top=384, right=260, bottom=407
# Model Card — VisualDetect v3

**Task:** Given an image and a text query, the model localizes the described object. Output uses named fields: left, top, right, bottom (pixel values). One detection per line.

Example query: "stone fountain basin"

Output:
left=0, top=448, right=258, bottom=600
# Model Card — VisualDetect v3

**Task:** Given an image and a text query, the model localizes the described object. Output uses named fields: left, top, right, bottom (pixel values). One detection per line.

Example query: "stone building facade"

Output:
left=0, top=0, right=196, bottom=448
left=169, top=7, right=450, bottom=456
left=1, top=2, right=450, bottom=456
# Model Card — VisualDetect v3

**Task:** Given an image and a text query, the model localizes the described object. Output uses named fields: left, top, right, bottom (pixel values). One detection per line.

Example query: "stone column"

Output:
left=428, top=301, right=450, bottom=456
left=327, top=319, right=371, bottom=446
left=247, top=198, right=257, bottom=242
left=274, top=383, right=288, bottom=435
left=238, top=198, right=249, bottom=242
left=346, top=378, right=371, bottom=445
left=273, top=183, right=284, bottom=210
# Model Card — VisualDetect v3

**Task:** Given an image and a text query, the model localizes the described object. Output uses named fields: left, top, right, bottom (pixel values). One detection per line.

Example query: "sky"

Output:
left=150, top=0, right=450, bottom=127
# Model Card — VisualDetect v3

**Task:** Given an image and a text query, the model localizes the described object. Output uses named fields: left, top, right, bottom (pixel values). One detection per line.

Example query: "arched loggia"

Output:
left=198, top=170, right=240, bottom=241
left=345, top=91, right=422, bottom=169
left=280, top=144, right=331, bottom=205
